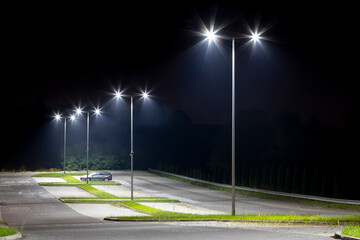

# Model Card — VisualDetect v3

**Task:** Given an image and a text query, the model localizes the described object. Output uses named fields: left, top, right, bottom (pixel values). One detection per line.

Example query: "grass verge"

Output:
left=61, top=197, right=171, bottom=200
left=0, top=227, right=18, bottom=237
left=63, top=174, right=82, bottom=183
left=149, top=170, right=360, bottom=211
left=62, top=199, right=180, bottom=203
left=39, top=181, right=120, bottom=186
left=0, top=221, right=18, bottom=237
left=108, top=214, right=360, bottom=224
left=106, top=201, right=360, bottom=224
left=342, top=224, right=360, bottom=238
left=77, top=184, right=120, bottom=199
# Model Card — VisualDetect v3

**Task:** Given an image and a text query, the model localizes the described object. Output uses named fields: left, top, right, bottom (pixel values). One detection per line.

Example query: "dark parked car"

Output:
left=80, top=172, right=112, bottom=181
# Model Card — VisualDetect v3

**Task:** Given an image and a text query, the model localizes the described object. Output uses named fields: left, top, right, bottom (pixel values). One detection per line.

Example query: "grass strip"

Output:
left=342, top=224, right=360, bottom=237
left=39, top=181, right=120, bottom=186
left=62, top=199, right=180, bottom=203
left=61, top=197, right=170, bottom=200
left=77, top=184, right=120, bottom=199
left=107, top=214, right=360, bottom=224
left=63, top=175, right=82, bottom=183
left=149, top=170, right=360, bottom=211
left=0, top=227, right=18, bottom=237
left=106, top=201, right=360, bottom=224
left=108, top=213, right=360, bottom=224
left=119, top=201, right=175, bottom=215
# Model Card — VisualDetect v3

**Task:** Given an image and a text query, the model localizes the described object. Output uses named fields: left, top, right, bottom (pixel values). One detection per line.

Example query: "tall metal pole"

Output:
left=130, top=96, right=134, bottom=201
left=63, top=119, right=67, bottom=174
left=86, top=112, right=90, bottom=184
left=231, top=37, right=236, bottom=216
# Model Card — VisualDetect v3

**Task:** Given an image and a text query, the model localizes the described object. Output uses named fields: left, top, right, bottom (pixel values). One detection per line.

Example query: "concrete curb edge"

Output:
left=334, top=231, right=360, bottom=240
left=0, top=232, right=22, bottom=240
left=103, top=217, right=349, bottom=225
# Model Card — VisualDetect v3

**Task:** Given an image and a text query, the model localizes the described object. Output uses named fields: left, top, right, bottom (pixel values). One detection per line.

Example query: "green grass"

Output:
left=77, top=184, right=120, bottom=199
left=39, top=181, right=120, bottom=186
left=61, top=197, right=171, bottom=200
left=60, top=196, right=178, bottom=203
left=108, top=214, right=360, bottom=224
left=105, top=200, right=360, bottom=224
left=342, top=224, right=360, bottom=237
left=149, top=170, right=360, bottom=211
left=62, top=199, right=180, bottom=203
left=0, top=227, right=18, bottom=237
left=63, top=174, right=82, bottom=183
left=119, top=201, right=173, bottom=214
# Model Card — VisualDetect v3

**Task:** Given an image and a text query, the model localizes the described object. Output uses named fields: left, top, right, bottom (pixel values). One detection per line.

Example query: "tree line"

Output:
left=156, top=108, right=360, bottom=200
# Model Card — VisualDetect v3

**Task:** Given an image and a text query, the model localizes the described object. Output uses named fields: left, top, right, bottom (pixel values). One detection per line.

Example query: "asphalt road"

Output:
left=112, top=170, right=357, bottom=216
left=0, top=172, right=347, bottom=240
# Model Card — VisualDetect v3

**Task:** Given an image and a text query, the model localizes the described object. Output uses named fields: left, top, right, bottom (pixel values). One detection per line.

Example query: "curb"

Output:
left=334, top=232, right=360, bottom=240
left=0, top=232, right=22, bottom=240
left=103, top=217, right=347, bottom=225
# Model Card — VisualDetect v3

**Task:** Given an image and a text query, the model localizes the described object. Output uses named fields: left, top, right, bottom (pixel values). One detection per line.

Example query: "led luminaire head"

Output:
left=251, top=32, right=260, bottom=43
left=115, top=91, right=122, bottom=99
left=70, top=114, right=76, bottom=121
left=94, top=108, right=101, bottom=115
left=75, top=107, right=82, bottom=115
left=142, top=92, right=149, bottom=99
left=55, top=114, right=61, bottom=120
left=205, top=29, right=217, bottom=42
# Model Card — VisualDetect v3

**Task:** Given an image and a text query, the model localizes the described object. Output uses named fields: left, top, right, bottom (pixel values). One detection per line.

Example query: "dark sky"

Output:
left=3, top=2, right=359, bottom=126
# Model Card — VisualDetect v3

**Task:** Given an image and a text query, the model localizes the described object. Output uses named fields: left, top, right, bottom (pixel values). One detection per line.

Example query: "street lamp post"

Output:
left=55, top=113, right=76, bottom=174
left=231, top=37, right=235, bottom=216
left=130, top=96, right=134, bottom=200
left=86, top=111, right=90, bottom=184
left=204, top=29, right=261, bottom=216
left=75, top=107, right=101, bottom=184
left=114, top=91, right=149, bottom=201
left=64, top=119, right=67, bottom=174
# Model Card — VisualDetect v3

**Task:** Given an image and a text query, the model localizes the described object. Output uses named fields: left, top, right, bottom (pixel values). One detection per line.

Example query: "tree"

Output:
left=284, top=167, right=291, bottom=193
left=276, top=165, right=284, bottom=191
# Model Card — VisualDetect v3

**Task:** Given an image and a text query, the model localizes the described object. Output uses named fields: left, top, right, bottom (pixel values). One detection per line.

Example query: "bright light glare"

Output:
left=55, top=114, right=61, bottom=120
left=205, top=29, right=217, bottom=42
left=115, top=91, right=122, bottom=99
left=94, top=108, right=101, bottom=115
left=142, top=92, right=149, bottom=99
left=70, top=115, right=76, bottom=121
left=251, top=32, right=260, bottom=43
left=75, top=107, right=82, bottom=115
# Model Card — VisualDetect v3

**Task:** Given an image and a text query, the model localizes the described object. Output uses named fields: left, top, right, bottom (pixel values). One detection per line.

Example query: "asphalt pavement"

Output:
left=0, top=172, right=352, bottom=239
left=112, top=170, right=358, bottom=216
left=0, top=173, right=99, bottom=226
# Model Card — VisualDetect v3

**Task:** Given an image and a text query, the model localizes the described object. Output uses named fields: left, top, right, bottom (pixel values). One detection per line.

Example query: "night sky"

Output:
left=3, top=2, right=359, bottom=126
